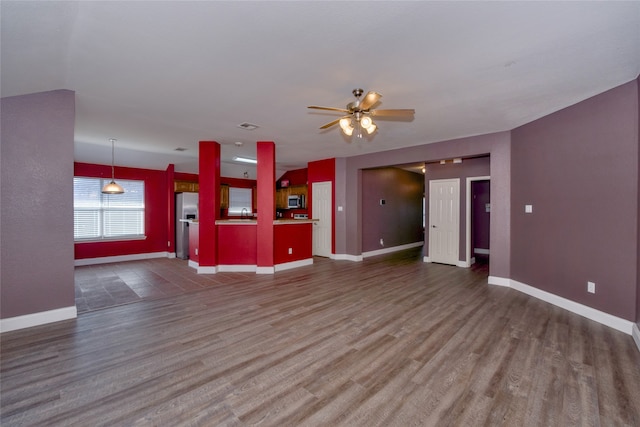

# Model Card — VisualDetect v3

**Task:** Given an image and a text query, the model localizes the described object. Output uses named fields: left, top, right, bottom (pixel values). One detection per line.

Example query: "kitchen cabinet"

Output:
left=289, top=184, right=307, bottom=199
left=276, top=184, right=307, bottom=209
left=276, top=188, right=288, bottom=209
left=174, top=180, right=199, bottom=192
left=220, top=184, right=229, bottom=209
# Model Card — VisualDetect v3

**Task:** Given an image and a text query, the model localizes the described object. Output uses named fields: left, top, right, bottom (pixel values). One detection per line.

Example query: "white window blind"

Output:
left=74, top=177, right=145, bottom=240
left=228, top=187, right=252, bottom=215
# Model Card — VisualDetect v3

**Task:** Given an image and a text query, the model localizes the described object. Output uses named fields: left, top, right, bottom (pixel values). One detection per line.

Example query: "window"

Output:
left=74, top=177, right=145, bottom=241
left=228, top=187, right=252, bottom=215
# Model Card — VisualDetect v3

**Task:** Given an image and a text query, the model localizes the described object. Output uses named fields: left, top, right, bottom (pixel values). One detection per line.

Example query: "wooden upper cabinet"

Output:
left=174, top=180, right=199, bottom=192
left=220, top=184, right=229, bottom=209
left=289, top=184, right=307, bottom=198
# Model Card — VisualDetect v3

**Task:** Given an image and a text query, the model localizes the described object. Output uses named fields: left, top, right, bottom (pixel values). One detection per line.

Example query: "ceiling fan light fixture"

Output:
left=360, top=116, right=372, bottom=128
left=364, top=122, right=377, bottom=134
left=339, top=117, right=352, bottom=131
left=342, top=126, right=354, bottom=136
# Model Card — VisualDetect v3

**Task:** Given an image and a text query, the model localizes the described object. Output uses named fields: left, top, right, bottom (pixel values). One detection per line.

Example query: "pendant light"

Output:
left=101, top=138, right=125, bottom=194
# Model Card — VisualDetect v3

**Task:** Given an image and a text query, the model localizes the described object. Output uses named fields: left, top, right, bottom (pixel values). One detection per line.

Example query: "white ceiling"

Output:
left=2, top=1, right=639, bottom=178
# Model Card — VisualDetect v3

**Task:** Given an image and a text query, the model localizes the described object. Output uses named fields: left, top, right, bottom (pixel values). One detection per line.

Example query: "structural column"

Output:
left=198, top=141, right=221, bottom=273
left=256, top=141, right=275, bottom=273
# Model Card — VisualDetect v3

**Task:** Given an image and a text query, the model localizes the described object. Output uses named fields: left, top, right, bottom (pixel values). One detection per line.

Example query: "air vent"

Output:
left=174, top=147, right=188, bottom=152
left=237, top=122, right=259, bottom=131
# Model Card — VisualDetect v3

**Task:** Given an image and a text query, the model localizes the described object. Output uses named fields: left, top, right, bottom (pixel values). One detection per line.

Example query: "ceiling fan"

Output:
left=308, top=88, right=415, bottom=137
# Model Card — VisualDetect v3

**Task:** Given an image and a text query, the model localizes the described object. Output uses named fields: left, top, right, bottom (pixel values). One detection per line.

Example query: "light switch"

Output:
left=337, top=206, right=343, bottom=212
left=525, top=205, right=533, bottom=213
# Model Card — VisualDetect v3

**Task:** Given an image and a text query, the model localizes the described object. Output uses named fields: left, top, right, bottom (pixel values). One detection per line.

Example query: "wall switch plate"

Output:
left=380, top=238, right=384, bottom=246
left=338, top=206, right=343, bottom=211
left=380, top=199, right=386, bottom=205
left=525, top=205, right=533, bottom=213
left=288, top=248, right=292, bottom=254
left=587, top=281, right=595, bottom=294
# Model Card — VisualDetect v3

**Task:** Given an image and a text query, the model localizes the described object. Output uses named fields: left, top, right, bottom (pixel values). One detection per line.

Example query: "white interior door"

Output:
left=312, top=181, right=332, bottom=257
left=428, top=179, right=460, bottom=265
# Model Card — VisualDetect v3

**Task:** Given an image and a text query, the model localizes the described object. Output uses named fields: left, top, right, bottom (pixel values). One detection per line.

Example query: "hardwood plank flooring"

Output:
left=2, top=248, right=639, bottom=426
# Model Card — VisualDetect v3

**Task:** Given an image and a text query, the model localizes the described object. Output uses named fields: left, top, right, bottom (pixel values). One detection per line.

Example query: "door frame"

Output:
left=465, top=176, right=490, bottom=267
left=311, top=181, right=332, bottom=257
left=427, top=178, right=460, bottom=266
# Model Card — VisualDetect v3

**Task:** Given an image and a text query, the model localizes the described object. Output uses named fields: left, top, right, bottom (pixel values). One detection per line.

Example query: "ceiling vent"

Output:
left=174, top=147, right=188, bottom=152
left=237, top=122, right=259, bottom=131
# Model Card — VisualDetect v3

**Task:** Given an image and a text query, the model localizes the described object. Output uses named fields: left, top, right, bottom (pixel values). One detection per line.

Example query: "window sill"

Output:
left=74, top=235, right=147, bottom=244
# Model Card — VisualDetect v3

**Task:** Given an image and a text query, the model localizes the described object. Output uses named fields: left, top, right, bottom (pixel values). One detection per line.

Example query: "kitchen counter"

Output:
left=215, top=219, right=318, bottom=225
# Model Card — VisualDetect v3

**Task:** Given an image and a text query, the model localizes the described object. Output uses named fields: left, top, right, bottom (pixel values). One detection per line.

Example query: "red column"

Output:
left=256, top=141, right=275, bottom=273
left=166, top=163, right=175, bottom=256
left=198, top=141, right=220, bottom=273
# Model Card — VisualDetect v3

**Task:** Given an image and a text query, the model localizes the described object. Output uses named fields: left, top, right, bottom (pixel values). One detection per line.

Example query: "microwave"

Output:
left=287, top=194, right=305, bottom=209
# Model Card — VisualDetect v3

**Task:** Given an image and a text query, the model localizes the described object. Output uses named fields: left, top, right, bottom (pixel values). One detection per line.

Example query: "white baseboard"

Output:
left=217, top=264, right=257, bottom=273
left=256, top=266, right=275, bottom=274
left=333, top=253, right=363, bottom=262
left=275, top=258, right=313, bottom=272
left=197, top=266, right=218, bottom=274
left=167, top=252, right=176, bottom=259
left=488, top=276, right=634, bottom=335
left=474, top=248, right=490, bottom=255
left=488, top=276, right=511, bottom=287
left=423, top=256, right=430, bottom=263
left=632, top=323, right=640, bottom=353
left=75, top=251, right=169, bottom=266
left=188, top=260, right=198, bottom=269
left=362, top=242, right=423, bottom=259
left=1, top=306, right=77, bottom=333
left=457, top=260, right=470, bottom=268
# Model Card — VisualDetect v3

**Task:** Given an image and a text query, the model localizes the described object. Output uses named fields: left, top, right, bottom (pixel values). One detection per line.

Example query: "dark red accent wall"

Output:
left=274, top=223, right=313, bottom=264
left=511, top=80, right=639, bottom=322
left=361, top=167, right=424, bottom=252
left=278, top=168, right=308, bottom=187
left=308, top=158, right=336, bottom=254
left=74, top=162, right=169, bottom=260
left=218, top=225, right=257, bottom=265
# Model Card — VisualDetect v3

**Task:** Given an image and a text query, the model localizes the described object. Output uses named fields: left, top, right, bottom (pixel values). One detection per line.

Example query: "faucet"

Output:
left=241, top=208, right=248, bottom=219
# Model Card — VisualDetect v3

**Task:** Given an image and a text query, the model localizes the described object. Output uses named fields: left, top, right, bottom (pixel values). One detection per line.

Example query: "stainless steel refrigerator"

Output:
left=175, top=192, right=198, bottom=259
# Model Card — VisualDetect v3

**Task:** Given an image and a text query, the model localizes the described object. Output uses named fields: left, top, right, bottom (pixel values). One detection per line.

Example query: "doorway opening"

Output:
left=466, top=177, right=490, bottom=267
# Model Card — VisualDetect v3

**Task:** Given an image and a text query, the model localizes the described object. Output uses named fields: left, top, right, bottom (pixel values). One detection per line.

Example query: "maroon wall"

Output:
left=511, top=80, right=639, bottom=322
left=472, top=180, right=491, bottom=253
left=361, top=167, right=424, bottom=252
left=341, top=132, right=511, bottom=278
left=1, top=90, right=76, bottom=319
left=637, top=76, right=640, bottom=328
left=424, top=156, right=491, bottom=262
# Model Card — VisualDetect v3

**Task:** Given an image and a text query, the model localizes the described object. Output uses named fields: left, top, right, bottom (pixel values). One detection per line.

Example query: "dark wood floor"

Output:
left=2, top=248, right=639, bottom=426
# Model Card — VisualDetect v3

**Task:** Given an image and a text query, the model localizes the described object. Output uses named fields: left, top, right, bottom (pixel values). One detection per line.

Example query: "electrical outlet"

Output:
left=288, top=248, right=292, bottom=255
left=168, top=240, right=170, bottom=247
left=380, top=238, right=384, bottom=246
left=195, top=248, right=198, bottom=256
left=587, top=281, right=595, bottom=294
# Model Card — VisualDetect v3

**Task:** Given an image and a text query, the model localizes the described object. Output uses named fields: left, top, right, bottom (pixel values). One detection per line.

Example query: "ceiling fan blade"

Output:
left=308, top=106, right=350, bottom=113
left=319, top=116, right=347, bottom=129
left=371, top=108, right=415, bottom=117
left=359, top=91, right=382, bottom=110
